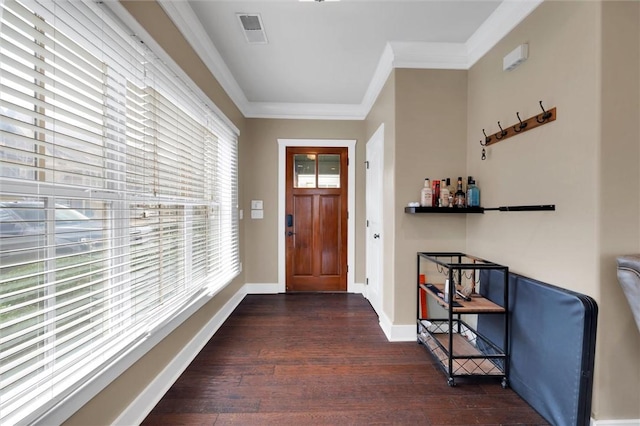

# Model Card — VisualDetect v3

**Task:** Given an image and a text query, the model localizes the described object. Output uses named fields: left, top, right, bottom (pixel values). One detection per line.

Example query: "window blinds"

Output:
left=0, top=0, right=240, bottom=424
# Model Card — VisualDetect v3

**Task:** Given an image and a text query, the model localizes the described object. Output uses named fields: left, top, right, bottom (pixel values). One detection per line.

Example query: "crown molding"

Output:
left=466, top=0, right=544, bottom=67
left=390, top=41, right=469, bottom=70
left=157, top=0, right=252, bottom=117
left=243, top=102, right=368, bottom=121
left=359, top=43, right=395, bottom=120
left=156, top=0, right=544, bottom=121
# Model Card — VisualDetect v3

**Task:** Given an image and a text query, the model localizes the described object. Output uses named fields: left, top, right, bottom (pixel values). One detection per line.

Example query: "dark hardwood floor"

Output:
left=142, top=293, right=549, bottom=425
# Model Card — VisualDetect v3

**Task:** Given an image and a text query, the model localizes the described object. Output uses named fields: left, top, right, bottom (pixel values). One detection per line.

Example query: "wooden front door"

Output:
left=285, top=147, right=348, bottom=292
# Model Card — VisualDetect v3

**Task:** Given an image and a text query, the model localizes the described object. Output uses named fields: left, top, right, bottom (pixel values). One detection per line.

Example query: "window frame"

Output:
left=0, top=0, right=240, bottom=423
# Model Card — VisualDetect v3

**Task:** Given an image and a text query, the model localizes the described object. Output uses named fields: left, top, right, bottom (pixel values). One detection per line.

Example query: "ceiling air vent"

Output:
left=237, top=13, right=268, bottom=44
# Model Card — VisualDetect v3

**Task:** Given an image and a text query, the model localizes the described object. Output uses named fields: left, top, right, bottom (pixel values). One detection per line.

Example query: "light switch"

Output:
left=251, top=199, right=263, bottom=210
left=251, top=209, right=264, bottom=219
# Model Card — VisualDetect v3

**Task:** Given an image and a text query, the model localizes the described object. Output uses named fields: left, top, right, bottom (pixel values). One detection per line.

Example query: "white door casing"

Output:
left=365, top=124, right=384, bottom=316
left=277, top=139, right=356, bottom=293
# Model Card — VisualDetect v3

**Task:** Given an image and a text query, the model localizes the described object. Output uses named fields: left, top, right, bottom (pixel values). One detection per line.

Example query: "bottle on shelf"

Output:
left=432, top=179, right=440, bottom=207
left=467, top=176, right=481, bottom=207
left=454, top=176, right=466, bottom=207
left=440, top=178, right=450, bottom=207
left=420, top=178, right=433, bottom=207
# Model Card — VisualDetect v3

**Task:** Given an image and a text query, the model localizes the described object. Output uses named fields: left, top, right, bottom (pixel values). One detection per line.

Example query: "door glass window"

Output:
left=293, top=153, right=341, bottom=188
left=293, top=154, right=316, bottom=188
left=318, top=154, right=340, bottom=188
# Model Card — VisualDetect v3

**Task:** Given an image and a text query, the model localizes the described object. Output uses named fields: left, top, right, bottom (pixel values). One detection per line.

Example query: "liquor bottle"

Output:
left=432, top=179, right=440, bottom=207
left=447, top=178, right=455, bottom=207
left=440, top=179, right=450, bottom=207
left=454, top=176, right=466, bottom=207
left=467, top=177, right=480, bottom=207
left=420, top=178, right=433, bottom=207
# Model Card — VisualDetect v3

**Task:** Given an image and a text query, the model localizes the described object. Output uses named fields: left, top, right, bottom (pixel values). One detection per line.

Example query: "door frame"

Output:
left=365, top=124, right=384, bottom=316
left=278, top=139, right=356, bottom=293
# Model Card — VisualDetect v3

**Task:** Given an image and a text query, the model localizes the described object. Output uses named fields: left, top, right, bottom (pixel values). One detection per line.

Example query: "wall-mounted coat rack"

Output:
left=480, top=101, right=556, bottom=160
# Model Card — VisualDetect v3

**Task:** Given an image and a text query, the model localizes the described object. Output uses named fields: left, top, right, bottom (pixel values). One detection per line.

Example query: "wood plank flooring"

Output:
left=142, top=293, right=549, bottom=425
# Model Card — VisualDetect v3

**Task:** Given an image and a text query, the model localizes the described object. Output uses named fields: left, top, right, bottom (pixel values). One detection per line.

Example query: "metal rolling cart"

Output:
left=416, top=252, right=509, bottom=387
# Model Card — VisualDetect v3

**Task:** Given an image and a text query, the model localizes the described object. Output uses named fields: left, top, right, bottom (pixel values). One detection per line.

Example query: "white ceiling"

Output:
left=158, top=0, right=542, bottom=120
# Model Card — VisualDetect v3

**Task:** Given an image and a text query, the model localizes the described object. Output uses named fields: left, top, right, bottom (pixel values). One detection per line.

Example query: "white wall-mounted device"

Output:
left=503, top=43, right=529, bottom=71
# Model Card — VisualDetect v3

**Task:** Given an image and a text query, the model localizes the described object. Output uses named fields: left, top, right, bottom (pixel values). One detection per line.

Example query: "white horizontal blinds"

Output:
left=0, top=1, right=124, bottom=421
left=216, top=130, right=239, bottom=283
left=145, top=86, right=206, bottom=199
left=1, top=1, right=101, bottom=187
left=1, top=1, right=105, bottom=415
left=0, top=0, right=240, bottom=424
left=197, top=127, right=218, bottom=283
left=2, top=0, right=106, bottom=189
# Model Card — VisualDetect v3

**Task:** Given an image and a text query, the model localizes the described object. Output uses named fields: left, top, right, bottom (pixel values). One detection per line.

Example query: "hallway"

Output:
left=142, top=293, right=548, bottom=425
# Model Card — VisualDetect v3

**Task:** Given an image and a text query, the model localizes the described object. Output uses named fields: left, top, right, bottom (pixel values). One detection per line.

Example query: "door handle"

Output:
left=373, top=233, right=380, bottom=239
left=287, top=231, right=296, bottom=237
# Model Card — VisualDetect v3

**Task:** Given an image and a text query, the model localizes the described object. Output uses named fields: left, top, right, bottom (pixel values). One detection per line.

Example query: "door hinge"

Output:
left=366, top=277, right=369, bottom=285
left=365, top=160, right=369, bottom=169
left=347, top=157, right=349, bottom=166
left=366, top=219, right=369, bottom=227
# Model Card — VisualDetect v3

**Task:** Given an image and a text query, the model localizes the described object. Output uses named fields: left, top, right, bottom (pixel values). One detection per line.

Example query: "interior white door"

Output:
left=365, top=124, right=384, bottom=317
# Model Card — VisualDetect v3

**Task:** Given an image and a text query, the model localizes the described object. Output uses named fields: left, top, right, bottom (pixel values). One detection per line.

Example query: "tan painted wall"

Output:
left=365, top=71, right=396, bottom=317
left=466, top=1, right=601, bottom=293
left=394, top=69, right=468, bottom=324
left=466, top=0, right=640, bottom=421
left=242, top=118, right=366, bottom=286
left=364, top=68, right=468, bottom=325
left=598, top=0, right=640, bottom=420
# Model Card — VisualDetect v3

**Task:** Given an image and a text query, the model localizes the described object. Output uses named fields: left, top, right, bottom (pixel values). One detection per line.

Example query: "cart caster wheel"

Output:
left=447, top=378, right=455, bottom=387
left=501, top=378, right=508, bottom=389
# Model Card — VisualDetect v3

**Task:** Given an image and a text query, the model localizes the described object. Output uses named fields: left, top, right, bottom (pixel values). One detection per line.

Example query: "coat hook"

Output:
left=495, top=121, right=507, bottom=140
left=513, top=112, right=528, bottom=132
left=482, top=129, right=491, bottom=145
left=481, top=147, right=486, bottom=161
left=536, top=101, right=552, bottom=123
left=480, top=139, right=487, bottom=147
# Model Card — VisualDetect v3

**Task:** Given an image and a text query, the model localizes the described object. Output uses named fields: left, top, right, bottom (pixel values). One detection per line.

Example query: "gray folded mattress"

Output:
left=477, top=269, right=597, bottom=426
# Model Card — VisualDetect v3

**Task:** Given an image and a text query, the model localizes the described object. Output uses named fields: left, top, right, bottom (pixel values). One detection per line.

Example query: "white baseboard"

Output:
left=378, top=310, right=393, bottom=340
left=349, top=281, right=366, bottom=294
left=115, top=286, right=248, bottom=425
left=243, top=282, right=366, bottom=295
left=380, top=318, right=417, bottom=342
left=244, top=282, right=281, bottom=294
left=591, top=419, right=640, bottom=426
